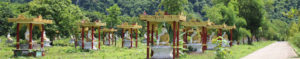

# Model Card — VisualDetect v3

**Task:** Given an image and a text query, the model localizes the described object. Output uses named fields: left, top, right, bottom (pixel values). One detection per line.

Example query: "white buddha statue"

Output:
left=69, top=35, right=75, bottom=43
left=43, top=31, right=51, bottom=47
left=25, top=29, right=30, bottom=41
left=123, top=31, right=132, bottom=48
left=187, top=29, right=202, bottom=53
left=84, top=30, right=97, bottom=50
left=6, top=33, right=13, bottom=43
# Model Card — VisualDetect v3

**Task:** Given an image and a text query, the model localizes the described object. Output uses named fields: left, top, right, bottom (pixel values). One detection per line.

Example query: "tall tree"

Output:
left=159, top=0, right=188, bottom=15
left=238, top=0, right=265, bottom=44
left=27, top=0, right=85, bottom=36
left=106, top=4, right=121, bottom=28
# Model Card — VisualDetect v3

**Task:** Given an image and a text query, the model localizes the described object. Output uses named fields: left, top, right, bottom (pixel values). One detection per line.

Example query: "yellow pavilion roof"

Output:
left=8, top=15, right=53, bottom=24
left=139, top=10, right=186, bottom=22
left=181, top=19, right=213, bottom=27
left=116, top=22, right=142, bottom=29
left=101, top=28, right=117, bottom=32
left=80, top=20, right=106, bottom=27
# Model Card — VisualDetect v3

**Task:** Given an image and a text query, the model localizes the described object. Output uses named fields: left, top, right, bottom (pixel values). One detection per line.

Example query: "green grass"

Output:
left=230, top=41, right=274, bottom=59
left=0, top=36, right=274, bottom=59
left=288, top=40, right=300, bottom=56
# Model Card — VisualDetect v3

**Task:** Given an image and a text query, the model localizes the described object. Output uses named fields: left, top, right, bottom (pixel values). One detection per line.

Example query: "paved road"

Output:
left=242, top=41, right=298, bottom=59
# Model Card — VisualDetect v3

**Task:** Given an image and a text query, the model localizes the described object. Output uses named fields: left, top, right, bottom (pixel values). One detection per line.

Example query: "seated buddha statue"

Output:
left=86, top=30, right=94, bottom=42
left=190, top=29, right=201, bottom=43
left=155, top=26, right=170, bottom=46
left=43, top=31, right=51, bottom=46
left=124, top=31, right=131, bottom=41
left=6, top=33, right=13, bottom=43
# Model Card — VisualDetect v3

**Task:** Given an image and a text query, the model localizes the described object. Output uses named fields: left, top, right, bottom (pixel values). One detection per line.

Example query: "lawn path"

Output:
left=242, top=41, right=298, bottom=59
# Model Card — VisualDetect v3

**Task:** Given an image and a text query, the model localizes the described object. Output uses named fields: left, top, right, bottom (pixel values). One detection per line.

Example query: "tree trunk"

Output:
left=247, top=36, right=252, bottom=45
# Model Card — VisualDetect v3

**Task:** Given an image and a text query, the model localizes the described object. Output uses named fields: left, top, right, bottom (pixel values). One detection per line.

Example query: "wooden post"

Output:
left=151, top=24, right=154, bottom=45
left=41, top=25, right=45, bottom=56
left=230, top=29, right=233, bottom=46
left=146, top=21, right=150, bottom=59
left=103, top=32, right=105, bottom=45
left=29, top=23, right=33, bottom=49
left=135, top=29, right=138, bottom=48
left=98, top=27, right=101, bottom=49
left=81, top=27, right=85, bottom=49
left=183, top=29, right=187, bottom=48
left=122, top=29, right=124, bottom=48
left=176, top=22, right=179, bottom=57
left=202, top=27, right=208, bottom=52
left=172, top=21, right=176, bottom=59
left=108, top=32, right=111, bottom=45
left=41, top=25, right=44, bottom=48
left=92, top=27, right=94, bottom=49
left=130, top=28, right=133, bottom=48
left=16, top=23, right=20, bottom=49
left=218, top=29, right=222, bottom=40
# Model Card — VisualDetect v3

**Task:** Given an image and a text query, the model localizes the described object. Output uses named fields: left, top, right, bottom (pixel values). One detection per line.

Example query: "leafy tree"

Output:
left=27, top=0, right=85, bottom=37
left=106, top=4, right=121, bottom=28
left=159, top=0, right=188, bottom=15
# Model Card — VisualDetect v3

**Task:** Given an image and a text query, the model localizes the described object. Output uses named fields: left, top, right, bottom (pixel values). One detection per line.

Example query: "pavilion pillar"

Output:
left=108, top=32, right=111, bottom=45
left=98, top=27, right=101, bottom=49
left=130, top=28, right=133, bottom=48
left=150, top=24, right=154, bottom=56
left=103, top=32, right=105, bottom=45
left=151, top=24, right=154, bottom=45
left=202, top=27, right=208, bottom=52
left=183, top=29, right=187, bottom=48
left=135, top=29, right=138, bottom=48
left=122, top=29, right=124, bottom=48
left=172, top=21, right=176, bottom=59
left=230, top=29, right=233, bottom=46
left=92, top=27, right=94, bottom=49
left=146, top=21, right=150, bottom=59
left=113, top=33, right=116, bottom=46
left=16, top=23, right=20, bottom=49
left=29, top=23, right=33, bottom=49
left=41, top=25, right=45, bottom=56
left=176, top=22, right=180, bottom=57
left=218, top=29, right=222, bottom=40
left=81, top=27, right=85, bottom=49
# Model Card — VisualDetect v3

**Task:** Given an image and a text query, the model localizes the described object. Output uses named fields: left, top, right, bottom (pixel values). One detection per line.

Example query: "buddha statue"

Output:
left=123, top=31, right=132, bottom=48
left=69, top=35, right=75, bottom=43
left=43, top=31, right=51, bottom=47
left=6, top=33, right=13, bottom=43
left=190, top=29, right=201, bottom=43
left=84, top=30, right=97, bottom=50
left=155, top=26, right=170, bottom=46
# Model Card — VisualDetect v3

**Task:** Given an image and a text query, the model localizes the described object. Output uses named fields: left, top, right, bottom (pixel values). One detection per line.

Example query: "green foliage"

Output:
left=238, top=0, right=265, bottom=34
left=159, top=0, right=188, bottom=15
left=26, top=0, right=85, bottom=37
left=106, top=4, right=121, bottom=28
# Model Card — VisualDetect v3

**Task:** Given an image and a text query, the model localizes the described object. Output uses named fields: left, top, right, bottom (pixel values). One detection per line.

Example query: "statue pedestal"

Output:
left=6, top=40, right=13, bottom=43
left=151, top=46, right=173, bottom=59
left=69, top=39, right=75, bottom=43
left=44, top=40, right=51, bottom=47
left=20, top=44, right=40, bottom=49
left=124, top=39, right=131, bottom=48
left=84, top=42, right=98, bottom=50
left=207, top=41, right=217, bottom=50
left=222, top=40, right=230, bottom=47
left=104, top=40, right=110, bottom=46
left=187, top=43, right=202, bottom=53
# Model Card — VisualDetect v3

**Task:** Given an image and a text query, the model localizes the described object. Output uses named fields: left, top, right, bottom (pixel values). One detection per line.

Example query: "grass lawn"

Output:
left=230, top=41, right=274, bottom=59
left=288, top=40, right=300, bottom=57
left=0, top=36, right=274, bottom=59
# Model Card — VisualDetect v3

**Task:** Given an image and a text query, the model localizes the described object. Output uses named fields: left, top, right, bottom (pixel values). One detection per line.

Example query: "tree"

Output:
left=159, top=0, right=188, bottom=15
left=27, top=0, right=85, bottom=37
left=238, top=0, right=265, bottom=44
left=106, top=4, right=121, bottom=28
